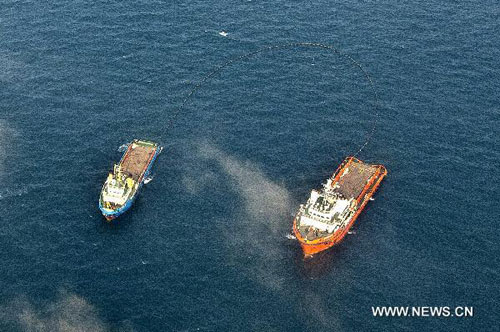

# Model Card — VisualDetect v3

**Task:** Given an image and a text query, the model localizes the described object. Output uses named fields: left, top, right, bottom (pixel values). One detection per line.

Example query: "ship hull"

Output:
left=99, top=141, right=161, bottom=221
left=99, top=194, right=135, bottom=221
left=293, top=157, right=387, bottom=257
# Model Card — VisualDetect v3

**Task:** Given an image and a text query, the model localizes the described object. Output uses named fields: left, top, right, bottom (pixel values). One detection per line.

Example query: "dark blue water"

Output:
left=1, top=1, right=498, bottom=331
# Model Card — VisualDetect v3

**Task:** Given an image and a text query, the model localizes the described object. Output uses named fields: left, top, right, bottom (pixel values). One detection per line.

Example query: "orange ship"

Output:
left=293, top=157, right=387, bottom=257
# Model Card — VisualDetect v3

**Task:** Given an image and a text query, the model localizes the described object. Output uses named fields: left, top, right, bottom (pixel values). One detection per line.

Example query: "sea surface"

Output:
left=0, top=1, right=498, bottom=331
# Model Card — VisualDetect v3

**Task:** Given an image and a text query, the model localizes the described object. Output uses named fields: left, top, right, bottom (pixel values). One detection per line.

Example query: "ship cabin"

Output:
left=297, top=186, right=355, bottom=241
left=100, top=166, right=136, bottom=209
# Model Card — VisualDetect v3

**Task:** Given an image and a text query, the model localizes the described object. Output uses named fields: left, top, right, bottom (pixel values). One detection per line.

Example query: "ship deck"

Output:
left=120, top=142, right=157, bottom=181
left=299, top=226, right=333, bottom=241
left=295, top=158, right=384, bottom=242
left=336, top=160, right=378, bottom=200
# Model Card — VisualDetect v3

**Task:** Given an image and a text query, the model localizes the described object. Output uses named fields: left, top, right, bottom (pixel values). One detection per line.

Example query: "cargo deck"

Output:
left=335, top=159, right=378, bottom=200
left=120, top=142, right=157, bottom=181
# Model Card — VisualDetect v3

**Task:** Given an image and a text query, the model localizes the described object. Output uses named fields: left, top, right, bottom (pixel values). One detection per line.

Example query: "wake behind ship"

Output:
left=293, top=157, right=387, bottom=256
left=99, top=139, right=162, bottom=221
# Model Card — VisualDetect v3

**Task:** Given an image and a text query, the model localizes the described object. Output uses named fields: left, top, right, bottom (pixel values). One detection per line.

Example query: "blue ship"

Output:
left=99, top=139, right=162, bottom=221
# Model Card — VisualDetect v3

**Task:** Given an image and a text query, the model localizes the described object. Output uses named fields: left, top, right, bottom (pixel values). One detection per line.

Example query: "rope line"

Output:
left=167, top=42, right=380, bottom=157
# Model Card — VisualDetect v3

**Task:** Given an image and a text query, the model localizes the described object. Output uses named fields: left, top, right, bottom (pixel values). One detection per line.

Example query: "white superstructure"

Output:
left=297, top=179, right=357, bottom=233
left=100, top=166, right=136, bottom=208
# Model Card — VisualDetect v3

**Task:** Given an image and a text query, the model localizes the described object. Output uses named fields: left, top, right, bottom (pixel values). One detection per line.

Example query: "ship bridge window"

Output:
left=108, top=186, right=125, bottom=196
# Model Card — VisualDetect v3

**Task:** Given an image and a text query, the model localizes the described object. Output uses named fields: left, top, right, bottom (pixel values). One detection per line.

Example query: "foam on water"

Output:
left=0, top=187, right=29, bottom=200
left=0, top=290, right=108, bottom=332
left=117, top=144, right=129, bottom=152
left=196, top=141, right=292, bottom=291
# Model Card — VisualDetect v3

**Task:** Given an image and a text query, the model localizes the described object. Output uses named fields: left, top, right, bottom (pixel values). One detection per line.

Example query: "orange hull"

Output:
left=293, top=157, right=387, bottom=257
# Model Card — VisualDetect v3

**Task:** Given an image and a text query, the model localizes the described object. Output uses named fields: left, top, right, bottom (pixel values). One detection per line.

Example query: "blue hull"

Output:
left=99, top=144, right=162, bottom=221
